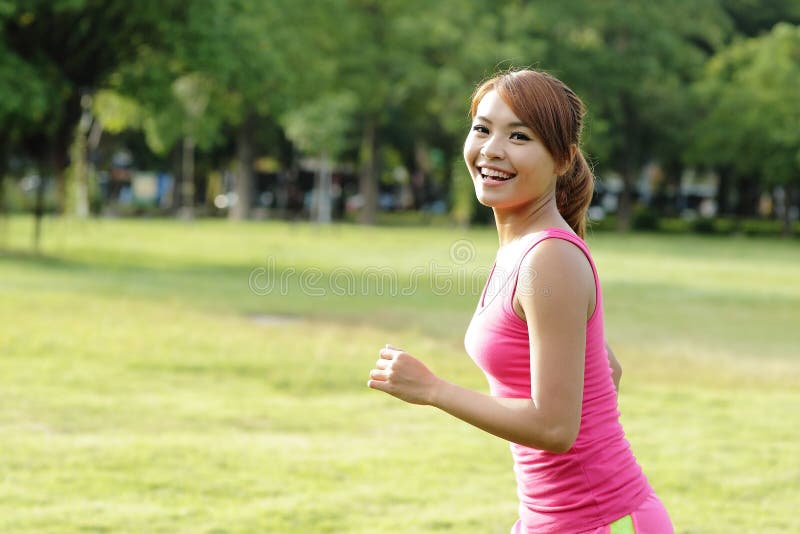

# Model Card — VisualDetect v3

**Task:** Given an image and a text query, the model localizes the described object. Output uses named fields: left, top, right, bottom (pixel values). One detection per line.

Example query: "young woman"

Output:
left=366, top=69, right=673, bottom=533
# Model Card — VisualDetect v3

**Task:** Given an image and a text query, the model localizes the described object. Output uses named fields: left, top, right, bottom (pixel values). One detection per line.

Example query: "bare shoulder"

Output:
left=513, top=237, right=596, bottom=319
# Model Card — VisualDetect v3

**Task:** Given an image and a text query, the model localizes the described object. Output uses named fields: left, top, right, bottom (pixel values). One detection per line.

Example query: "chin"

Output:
left=474, top=186, right=510, bottom=209
left=476, top=193, right=498, bottom=208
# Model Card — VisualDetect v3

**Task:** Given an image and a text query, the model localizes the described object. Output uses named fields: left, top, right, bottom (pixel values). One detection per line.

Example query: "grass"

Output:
left=0, top=215, right=798, bottom=533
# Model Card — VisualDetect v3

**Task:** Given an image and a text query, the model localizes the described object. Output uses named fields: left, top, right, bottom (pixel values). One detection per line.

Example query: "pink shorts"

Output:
left=511, top=491, right=673, bottom=534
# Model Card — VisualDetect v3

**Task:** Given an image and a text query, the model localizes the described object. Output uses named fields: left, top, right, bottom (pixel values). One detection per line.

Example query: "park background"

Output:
left=1, top=1, right=799, bottom=533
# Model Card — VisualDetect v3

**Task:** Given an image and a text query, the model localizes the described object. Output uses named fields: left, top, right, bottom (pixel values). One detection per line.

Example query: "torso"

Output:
left=464, top=228, right=652, bottom=532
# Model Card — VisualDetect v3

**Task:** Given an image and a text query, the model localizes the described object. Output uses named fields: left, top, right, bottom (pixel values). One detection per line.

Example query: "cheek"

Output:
left=465, top=132, right=484, bottom=156
left=463, top=139, right=476, bottom=169
left=463, top=136, right=472, bottom=155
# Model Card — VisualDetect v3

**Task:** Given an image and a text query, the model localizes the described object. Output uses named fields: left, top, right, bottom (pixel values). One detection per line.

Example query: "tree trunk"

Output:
left=358, top=118, right=378, bottom=225
left=230, top=115, right=255, bottom=220
left=70, top=113, right=91, bottom=218
left=742, top=176, right=759, bottom=218
left=53, top=95, right=80, bottom=215
left=282, top=146, right=300, bottom=219
left=33, top=184, right=45, bottom=251
left=732, top=175, right=758, bottom=233
left=315, top=152, right=333, bottom=224
left=85, top=117, right=103, bottom=215
left=0, top=142, right=7, bottom=222
left=51, top=140, right=69, bottom=215
left=715, top=166, right=732, bottom=217
left=616, top=93, right=640, bottom=232
left=178, top=136, right=195, bottom=219
left=440, top=148, right=453, bottom=212
left=33, top=167, right=47, bottom=252
left=412, top=140, right=431, bottom=210
left=781, top=183, right=795, bottom=237
left=616, top=174, right=634, bottom=232
left=33, top=145, right=65, bottom=250
left=657, top=159, right=682, bottom=217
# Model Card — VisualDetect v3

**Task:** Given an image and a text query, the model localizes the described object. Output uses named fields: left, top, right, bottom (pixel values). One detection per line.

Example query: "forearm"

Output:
left=430, top=379, right=574, bottom=453
left=368, top=346, right=578, bottom=452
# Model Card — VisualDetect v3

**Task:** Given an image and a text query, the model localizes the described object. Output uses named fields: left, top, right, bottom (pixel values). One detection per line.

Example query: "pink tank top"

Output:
left=464, top=228, right=651, bottom=533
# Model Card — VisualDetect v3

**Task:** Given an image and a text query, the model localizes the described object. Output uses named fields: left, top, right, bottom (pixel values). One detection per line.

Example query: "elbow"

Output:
left=546, top=412, right=581, bottom=453
left=545, top=431, right=578, bottom=454
left=610, top=359, right=622, bottom=381
left=608, top=358, right=622, bottom=392
left=523, top=423, right=579, bottom=454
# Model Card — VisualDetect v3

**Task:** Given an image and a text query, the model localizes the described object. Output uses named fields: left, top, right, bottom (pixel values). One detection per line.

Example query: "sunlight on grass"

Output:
left=1, top=216, right=798, bottom=532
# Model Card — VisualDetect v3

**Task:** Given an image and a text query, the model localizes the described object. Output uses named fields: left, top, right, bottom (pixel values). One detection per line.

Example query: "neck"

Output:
left=492, top=193, right=564, bottom=247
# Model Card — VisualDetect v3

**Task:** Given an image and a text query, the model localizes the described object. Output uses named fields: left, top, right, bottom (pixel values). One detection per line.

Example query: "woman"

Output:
left=366, top=69, right=673, bottom=533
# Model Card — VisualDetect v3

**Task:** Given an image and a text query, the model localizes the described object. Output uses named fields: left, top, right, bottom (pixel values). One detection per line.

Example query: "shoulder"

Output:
left=514, top=236, right=595, bottom=318
left=519, top=236, right=594, bottom=286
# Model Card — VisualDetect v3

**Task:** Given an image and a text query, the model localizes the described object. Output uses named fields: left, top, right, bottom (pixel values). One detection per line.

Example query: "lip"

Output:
left=480, top=176, right=513, bottom=187
left=478, top=163, right=515, bottom=174
left=476, top=164, right=516, bottom=186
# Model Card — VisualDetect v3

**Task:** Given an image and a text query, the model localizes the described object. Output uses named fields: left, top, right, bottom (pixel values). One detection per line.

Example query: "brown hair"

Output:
left=470, top=69, right=594, bottom=238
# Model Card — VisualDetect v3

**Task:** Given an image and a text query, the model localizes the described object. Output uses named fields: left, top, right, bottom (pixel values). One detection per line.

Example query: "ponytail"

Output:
left=556, top=150, right=594, bottom=239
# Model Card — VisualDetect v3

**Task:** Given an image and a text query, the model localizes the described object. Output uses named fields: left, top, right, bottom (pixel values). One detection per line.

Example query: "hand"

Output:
left=367, top=344, right=441, bottom=405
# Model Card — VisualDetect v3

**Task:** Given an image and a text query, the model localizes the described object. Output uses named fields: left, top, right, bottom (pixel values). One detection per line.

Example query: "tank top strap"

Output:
left=507, top=228, right=601, bottom=323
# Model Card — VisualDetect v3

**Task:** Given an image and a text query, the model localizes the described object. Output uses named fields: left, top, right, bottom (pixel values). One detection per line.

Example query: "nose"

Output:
left=479, top=134, right=504, bottom=160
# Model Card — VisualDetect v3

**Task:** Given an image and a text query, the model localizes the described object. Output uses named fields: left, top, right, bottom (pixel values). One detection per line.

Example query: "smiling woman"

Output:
left=367, top=69, right=673, bottom=534
left=464, top=70, right=594, bottom=239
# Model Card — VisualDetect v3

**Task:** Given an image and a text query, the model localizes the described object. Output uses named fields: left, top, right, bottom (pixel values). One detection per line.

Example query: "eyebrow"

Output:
left=474, top=115, right=530, bottom=128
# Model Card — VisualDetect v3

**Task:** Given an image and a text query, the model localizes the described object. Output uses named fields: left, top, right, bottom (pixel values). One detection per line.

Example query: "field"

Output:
left=1, top=216, right=798, bottom=533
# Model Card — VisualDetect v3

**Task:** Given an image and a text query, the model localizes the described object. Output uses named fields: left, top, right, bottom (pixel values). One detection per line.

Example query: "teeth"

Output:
left=480, top=167, right=514, bottom=180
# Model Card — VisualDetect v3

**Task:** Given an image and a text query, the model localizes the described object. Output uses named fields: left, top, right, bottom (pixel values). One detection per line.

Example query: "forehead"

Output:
left=474, top=89, right=523, bottom=125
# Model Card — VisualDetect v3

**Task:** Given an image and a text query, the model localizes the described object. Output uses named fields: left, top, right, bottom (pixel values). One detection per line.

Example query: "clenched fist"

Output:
left=367, top=344, right=442, bottom=406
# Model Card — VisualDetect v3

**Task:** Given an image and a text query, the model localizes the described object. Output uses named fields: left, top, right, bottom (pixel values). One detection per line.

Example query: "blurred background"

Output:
left=1, top=2, right=799, bottom=533
left=1, top=0, right=798, bottom=238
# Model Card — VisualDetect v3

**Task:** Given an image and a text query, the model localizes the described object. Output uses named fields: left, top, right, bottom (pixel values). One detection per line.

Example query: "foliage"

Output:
left=1, top=0, right=188, bottom=154
left=1, top=1, right=799, bottom=226
left=691, top=23, right=800, bottom=188
left=631, top=205, right=660, bottom=231
left=282, top=92, right=358, bottom=158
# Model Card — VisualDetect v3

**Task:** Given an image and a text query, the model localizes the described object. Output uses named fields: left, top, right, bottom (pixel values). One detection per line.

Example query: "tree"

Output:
left=720, top=0, right=800, bottom=37
left=322, top=0, right=513, bottom=224
left=690, top=23, right=800, bottom=236
left=3, top=0, right=190, bottom=203
left=0, top=7, right=51, bottom=240
left=1, top=0, right=190, bottom=246
left=160, top=0, right=336, bottom=219
left=531, top=0, right=733, bottom=230
left=282, top=92, right=358, bottom=223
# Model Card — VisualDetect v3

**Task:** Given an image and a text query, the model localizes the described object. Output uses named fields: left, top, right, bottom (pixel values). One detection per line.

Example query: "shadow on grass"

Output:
left=0, top=249, right=86, bottom=270
left=0, top=246, right=472, bottom=339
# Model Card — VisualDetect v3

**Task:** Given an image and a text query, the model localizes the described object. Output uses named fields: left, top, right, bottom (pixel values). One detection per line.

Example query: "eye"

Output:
left=471, top=124, right=489, bottom=135
left=510, top=131, right=531, bottom=141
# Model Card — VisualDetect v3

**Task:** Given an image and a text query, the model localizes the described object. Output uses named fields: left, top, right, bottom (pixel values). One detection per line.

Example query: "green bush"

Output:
left=692, top=217, right=717, bottom=234
left=632, top=205, right=660, bottom=231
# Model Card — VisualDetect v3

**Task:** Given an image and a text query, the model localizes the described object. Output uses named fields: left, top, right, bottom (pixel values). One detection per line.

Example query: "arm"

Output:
left=367, top=240, right=593, bottom=454
left=606, top=342, right=622, bottom=393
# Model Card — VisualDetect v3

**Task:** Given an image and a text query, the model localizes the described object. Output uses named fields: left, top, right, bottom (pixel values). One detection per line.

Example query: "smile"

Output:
left=479, top=166, right=516, bottom=182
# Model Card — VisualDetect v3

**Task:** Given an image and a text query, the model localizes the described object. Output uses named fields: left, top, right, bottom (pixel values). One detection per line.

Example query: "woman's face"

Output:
left=463, top=89, right=560, bottom=210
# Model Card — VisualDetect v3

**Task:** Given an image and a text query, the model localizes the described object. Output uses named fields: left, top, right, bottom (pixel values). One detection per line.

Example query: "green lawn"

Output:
left=1, top=216, right=798, bottom=533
